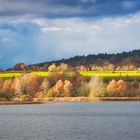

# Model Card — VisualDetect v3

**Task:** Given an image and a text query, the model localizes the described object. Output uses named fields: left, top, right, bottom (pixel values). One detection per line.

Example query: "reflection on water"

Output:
left=0, top=102, right=140, bottom=140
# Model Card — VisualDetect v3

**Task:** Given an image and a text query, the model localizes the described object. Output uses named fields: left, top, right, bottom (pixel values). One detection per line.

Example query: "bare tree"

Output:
left=89, top=76, right=105, bottom=97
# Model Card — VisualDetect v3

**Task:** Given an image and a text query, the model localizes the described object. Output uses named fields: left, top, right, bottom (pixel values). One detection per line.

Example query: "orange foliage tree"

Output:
left=47, top=79, right=73, bottom=97
left=107, top=79, right=128, bottom=96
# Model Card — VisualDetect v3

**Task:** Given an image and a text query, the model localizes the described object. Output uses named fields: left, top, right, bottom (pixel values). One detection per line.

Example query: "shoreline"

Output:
left=40, top=97, right=140, bottom=102
left=0, top=97, right=140, bottom=105
left=0, top=101, right=42, bottom=105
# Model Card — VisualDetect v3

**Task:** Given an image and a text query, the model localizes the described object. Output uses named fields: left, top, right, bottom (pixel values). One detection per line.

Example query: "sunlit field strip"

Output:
left=0, top=71, right=139, bottom=78
left=0, top=73, right=21, bottom=78
left=79, top=71, right=140, bottom=77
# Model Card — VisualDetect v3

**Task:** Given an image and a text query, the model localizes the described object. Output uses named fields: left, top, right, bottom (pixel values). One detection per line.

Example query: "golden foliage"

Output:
left=107, top=79, right=128, bottom=96
left=47, top=79, right=73, bottom=97
left=48, top=64, right=57, bottom=72
left=40, top=79, right=50, bottom=94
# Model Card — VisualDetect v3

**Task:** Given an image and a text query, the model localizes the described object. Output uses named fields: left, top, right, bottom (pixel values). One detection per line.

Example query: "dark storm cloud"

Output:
left=0, top=0, right=140, bottom=18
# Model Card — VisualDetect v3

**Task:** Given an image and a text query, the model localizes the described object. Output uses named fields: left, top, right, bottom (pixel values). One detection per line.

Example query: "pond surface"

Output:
left=0, top=102, right=140, bottom=140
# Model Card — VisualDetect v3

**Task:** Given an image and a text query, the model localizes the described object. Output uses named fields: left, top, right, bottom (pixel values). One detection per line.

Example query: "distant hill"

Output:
left=10, top=49, right=140, bottom=71
left=31, top=49, right=140, bottom=68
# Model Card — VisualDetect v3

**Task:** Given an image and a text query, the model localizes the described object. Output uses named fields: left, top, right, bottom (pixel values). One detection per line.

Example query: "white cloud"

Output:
left=35, top=18, right=102, bottom=33
left=0, top=12, right=140, bottom=67
left=42, top=27, right=66, bottom=32
left=80, top=0, right=96, bottom=3
left=41, top=26, right=81, bottom=33
left=34, top=12, right=140, bottom=58
left=1, top=37, right=12, bottom=42
left=32, top=18, right=47, bottom=26
left=32, top=13, right=140, bottom=35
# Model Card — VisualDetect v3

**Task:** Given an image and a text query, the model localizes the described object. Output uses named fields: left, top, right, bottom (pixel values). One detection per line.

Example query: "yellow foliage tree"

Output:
left=48, top=64, right=57, bottom=72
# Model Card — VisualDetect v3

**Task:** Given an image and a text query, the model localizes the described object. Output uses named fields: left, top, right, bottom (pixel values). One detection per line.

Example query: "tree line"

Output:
left=0, top=71, right=139, bottom=101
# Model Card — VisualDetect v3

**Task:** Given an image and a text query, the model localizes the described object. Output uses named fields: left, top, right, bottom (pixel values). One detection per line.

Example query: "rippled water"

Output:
left=0, top=102, right=140, bottom=140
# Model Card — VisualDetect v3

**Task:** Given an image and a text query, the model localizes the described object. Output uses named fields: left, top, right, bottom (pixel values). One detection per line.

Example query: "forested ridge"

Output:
left=32, top=49, right=140, bottom=68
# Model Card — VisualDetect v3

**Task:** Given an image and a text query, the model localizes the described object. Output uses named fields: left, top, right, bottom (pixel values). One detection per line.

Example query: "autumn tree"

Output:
left=47, top=80, right=63, bottom=97
left=107, top=64, right=115, bottom=71
left=14, top=74, right=31, bottom=96
left=35, top=79, right=50, bottom=98
left=89, top=76, right=105, bottom=97
left=47, top=79, right=73, bottom=97
left=40, top=79, right=50, bottom=94
left=80, top=65, right=87, bottom=71
left=117, top=80, right=128, bottom=96
left=107, top=79, right=128, bottom=96
left=28, top=75, right=41, bottom=97
left=13, top=63, right=27, bottom=71
left=62, top=80, right=73, bottom=97
left=48, top=64, right=57, bottom=72
left=13, top=74, right=41, bottom=98
left=0, top=79, right=3, bottom=91
left=107, top=80, right=117, bottom=93
left=58, top=63, right=69, bottom=72
left=1, top=79, right=14, bottom=99
left=42, top=64, right=49, bottom=71
left=2, top=79, right=14, bottom=93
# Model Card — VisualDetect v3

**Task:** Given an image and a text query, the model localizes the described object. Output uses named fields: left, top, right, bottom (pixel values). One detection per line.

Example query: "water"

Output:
left=0, top=102, right=140, bottom=140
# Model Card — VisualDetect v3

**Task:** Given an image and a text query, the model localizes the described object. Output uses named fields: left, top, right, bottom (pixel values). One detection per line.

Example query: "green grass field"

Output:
left=0, top=71, right=140, bottom=78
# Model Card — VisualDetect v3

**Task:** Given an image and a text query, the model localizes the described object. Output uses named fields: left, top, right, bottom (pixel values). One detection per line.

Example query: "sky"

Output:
left=0, top=0, right=140, bottom=68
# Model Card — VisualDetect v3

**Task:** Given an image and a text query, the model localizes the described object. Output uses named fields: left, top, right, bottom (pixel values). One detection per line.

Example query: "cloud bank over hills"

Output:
left=0, top=0, right=140, bottom=68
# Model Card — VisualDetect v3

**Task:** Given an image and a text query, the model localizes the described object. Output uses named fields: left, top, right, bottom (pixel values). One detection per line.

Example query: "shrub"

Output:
left=131, top=80, right=139, bottom=89
left=73, top=83, right=90, bottom=97
left=13, top=95, right=32, bottom=102
left=127, top=89, right=140, bottom=97
left=0, top=91, right=13, bottom=100
left=35, top=91, right=46, bottom=98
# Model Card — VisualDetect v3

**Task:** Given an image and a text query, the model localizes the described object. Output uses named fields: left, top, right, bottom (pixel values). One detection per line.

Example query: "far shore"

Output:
left=0, top=97, right=140, bottom=105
